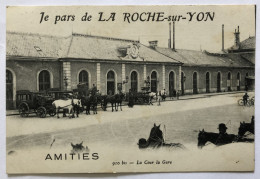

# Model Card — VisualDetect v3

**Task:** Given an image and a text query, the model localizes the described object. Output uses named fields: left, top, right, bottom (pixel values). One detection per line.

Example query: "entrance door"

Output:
left=151, top=71, right=157, bottom=92
left=107, top=71, right=115, bottom=95
left=227, top=72, right=231, bottom=91
left=181, top=72, right=185, bottom=95
left=169, top=71, right=175, bottom=96
left=131, top=71, right=138, bottom=92
left=193, top=72, right=198, bottom=94
left=206, top=72, right=210, bottom=93
left=6, top=70, right=13, bottom=109
left=217, top=72, right=221, bottom=92
left=237, top=73, right=240, bottom=91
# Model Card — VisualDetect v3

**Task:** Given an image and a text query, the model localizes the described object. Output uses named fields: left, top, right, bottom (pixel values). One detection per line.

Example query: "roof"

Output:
left=66, top=33, right=181, bottom=63
left=229, top=36, right=255, bottom=51
left=155, top=47, right=254, bottom=68
left=6, top=31, right=254, bottom=68
left=239, top=36, right=255, bottom=49
left=6, top=32, right=180, bottom=64
left=6, top=31, right=71, bottom=58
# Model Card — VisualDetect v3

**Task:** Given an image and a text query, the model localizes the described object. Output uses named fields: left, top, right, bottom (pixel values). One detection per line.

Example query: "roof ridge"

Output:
left=72, top=33, right=139, bottom=43
left=6, top=31, right=71, bottom=39
left=139, top=44, right=183, bottom=64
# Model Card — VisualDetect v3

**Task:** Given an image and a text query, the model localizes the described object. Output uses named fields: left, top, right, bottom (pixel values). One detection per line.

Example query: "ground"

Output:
left=6, top=92, right=255, bottom=173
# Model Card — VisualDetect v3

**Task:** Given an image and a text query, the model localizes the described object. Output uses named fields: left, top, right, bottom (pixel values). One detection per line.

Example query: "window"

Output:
left=79, top=70, right=89, bottom=89
left=107, top=70, right=115, bottom=95
left=151, top=71, right=157, bottom=92
left=39, top=70, right=50, bottom=91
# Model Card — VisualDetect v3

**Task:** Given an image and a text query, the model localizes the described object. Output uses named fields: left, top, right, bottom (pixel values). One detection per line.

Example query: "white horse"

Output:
left=52, top=99, right=82, bottom=118
left=148, top=92, right=157, bottom=105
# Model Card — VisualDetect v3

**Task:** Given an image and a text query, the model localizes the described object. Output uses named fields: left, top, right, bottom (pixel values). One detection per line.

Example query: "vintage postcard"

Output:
left=6, top=5, right=255, bottom=173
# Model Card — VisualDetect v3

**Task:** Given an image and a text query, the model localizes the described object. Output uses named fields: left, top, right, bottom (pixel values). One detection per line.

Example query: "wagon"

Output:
left=126, top=87, right=151, bottom=105
left=132, top=92, right=150, bottom=105
left=16, top=90, right=56, bottom=118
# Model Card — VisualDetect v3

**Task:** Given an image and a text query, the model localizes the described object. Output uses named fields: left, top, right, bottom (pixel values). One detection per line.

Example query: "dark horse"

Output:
left=138, top=123, right=185, bottom=149
left=70, top=141, right=89, bottom=154
left=238, top=116, right=254, bottom=137
left=103, top=92, right=125, bottom=112
left=81, top=94, right=98, bottom=115
left=197, top=129, right=237, bottom=148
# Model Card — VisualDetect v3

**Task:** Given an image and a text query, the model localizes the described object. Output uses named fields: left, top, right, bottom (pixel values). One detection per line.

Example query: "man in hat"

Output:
left=91, top=84, right=98, bottom=96
left=215, top=123, right=232, bottom=145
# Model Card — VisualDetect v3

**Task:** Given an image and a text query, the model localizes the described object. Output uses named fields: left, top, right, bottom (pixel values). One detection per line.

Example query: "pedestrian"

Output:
left=176, top=90, right=180, bottom=100
left=162, top=89, right=166, bottom=101
left=173, top=89, right=176, bottom=100
left=243, top=92, right=249, bottom=106
left=157, top=91, right=161, bottom=106
left=128, top=89, right=134, bottom=108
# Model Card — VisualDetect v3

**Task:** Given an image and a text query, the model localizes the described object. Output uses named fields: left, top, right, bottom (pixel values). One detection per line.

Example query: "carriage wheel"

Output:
left=238, top=99, right=243, bottom=106
left=19, top=103, right=29, bottom=117
left=48, top=108, right=56, bottom=117
left=37, top=107, right=47, bottom=118
left=138, top=98, right=144, bottom=105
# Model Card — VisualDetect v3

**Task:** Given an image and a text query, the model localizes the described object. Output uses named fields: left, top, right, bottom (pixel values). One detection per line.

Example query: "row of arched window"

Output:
left=180, top=71, right=249, bottom=94
left=6, top=69, right=250, bottom=97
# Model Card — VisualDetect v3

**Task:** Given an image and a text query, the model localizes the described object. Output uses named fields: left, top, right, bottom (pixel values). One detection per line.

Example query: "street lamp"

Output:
left=183, top=76, right=186, bottom=82
left=123, top=76, right=129, bottom=84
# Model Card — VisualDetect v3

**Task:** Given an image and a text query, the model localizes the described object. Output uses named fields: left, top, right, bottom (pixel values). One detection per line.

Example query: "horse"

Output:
left=148, top=92, right=157, bottom=105
left=197, top=129, right=237, bottom=148
left=52, top=99, right=82, bottom=118
left=70, top=141, right=89, bottom=154
left=81, top=94, right=98, bottom=115
left=238, top=117, right=254, bottom=137
left=103, top=92, right=125, bottom=112
left=115, top=92, right=125, bottom=111
left=138, top=123, right=185, bottom=150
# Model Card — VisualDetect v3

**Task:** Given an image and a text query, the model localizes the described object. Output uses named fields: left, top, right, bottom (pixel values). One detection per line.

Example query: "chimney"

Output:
left=222, top=24, right=224, bottom=52
left=234, top=26, right=240, bottom=47
left=149, top=40, right=158, bottom=49
left=169, top=23, right=171, bottom=48
left=172, top=21, right=175, bottom=51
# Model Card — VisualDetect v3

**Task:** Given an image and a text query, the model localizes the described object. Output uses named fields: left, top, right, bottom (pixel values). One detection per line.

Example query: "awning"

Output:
left=245, top=76, right=255, bottom=80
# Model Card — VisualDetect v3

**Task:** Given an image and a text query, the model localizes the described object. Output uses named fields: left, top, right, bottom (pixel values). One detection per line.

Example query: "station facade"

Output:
left=6, top=28, right=255, bottom=109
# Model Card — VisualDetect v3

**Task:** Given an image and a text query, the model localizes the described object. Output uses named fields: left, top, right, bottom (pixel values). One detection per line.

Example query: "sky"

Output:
left=6, top=5, right=255, bottom=52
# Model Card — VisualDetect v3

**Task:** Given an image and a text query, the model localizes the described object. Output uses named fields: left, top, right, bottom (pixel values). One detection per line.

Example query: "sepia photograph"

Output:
left=5, top=5, right=256, bottom=174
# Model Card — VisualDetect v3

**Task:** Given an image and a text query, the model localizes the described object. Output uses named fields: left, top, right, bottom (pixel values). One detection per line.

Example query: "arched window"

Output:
left=131, top=71, right=138, bottom=92
left=107, top=70, right=115, bottom=95
left=206, top=72, right=210, bottom=93
left=151, top=71, right=157, bottom=92
left=169, top=71, right=175, bottom=96
left=217, top=72, right=221, bottom=92
left=237, top=72, right=241, bottom=91
left=6, top=70, right=13, bottom=109
left=227, top=72, right=232, bottom=91
left=79, top=70, right=89, bottom=89
left=193, top=72, right=198, bottom=94
left=181, top=72, right=185, bottom=95
left=39, top=70, right=50, bottom=91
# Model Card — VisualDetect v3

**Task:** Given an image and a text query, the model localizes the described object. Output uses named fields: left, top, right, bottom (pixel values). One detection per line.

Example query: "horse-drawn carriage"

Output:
left=126, top=87, right=151, bottom=105
left=16, top=90, right=56, bottom=118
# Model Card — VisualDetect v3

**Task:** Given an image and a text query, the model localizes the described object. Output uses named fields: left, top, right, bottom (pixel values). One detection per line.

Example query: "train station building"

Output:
left=6, top=26, right=255, bottom=109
